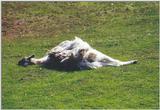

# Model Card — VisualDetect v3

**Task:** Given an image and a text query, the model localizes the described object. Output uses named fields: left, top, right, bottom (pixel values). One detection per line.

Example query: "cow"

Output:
left=18, top=37, right=137, bottom=70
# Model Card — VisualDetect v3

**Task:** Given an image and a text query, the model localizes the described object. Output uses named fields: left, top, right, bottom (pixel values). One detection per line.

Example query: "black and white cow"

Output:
left=18, top=37, right=137, bottom=70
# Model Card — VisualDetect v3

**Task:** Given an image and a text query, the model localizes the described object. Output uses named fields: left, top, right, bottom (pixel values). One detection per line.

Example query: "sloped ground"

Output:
left=2, top=2, right=159, bottom=109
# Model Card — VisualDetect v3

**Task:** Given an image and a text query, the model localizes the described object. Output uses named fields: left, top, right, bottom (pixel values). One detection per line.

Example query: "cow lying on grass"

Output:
left=18, top=37, right=137, bottom=70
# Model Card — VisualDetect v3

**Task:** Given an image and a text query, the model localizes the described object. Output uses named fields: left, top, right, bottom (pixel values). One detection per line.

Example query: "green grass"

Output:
left=2, top=2, right=159, bottom=109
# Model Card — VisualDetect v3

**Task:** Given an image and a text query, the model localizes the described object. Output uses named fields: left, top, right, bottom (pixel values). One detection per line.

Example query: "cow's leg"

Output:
left=100, top=59, right=137, bottom=67
left=48, top=40, right=73, bottom=53
left=97, top=52, right=137, bottom=66
left=83, top=59, right=137, bottom=69
left=118, top=60, right=138, bottom=66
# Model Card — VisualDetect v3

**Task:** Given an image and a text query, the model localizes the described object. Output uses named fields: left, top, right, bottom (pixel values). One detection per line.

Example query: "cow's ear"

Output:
left=27, top=55, right=35, bottom=60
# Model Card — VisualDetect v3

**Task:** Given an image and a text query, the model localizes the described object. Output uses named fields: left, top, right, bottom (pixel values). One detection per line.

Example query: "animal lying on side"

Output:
left=18, top=37, right=137, bottom=70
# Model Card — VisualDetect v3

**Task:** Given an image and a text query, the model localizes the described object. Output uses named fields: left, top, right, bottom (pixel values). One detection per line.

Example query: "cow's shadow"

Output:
left=41, top=63, right=81, bottom=72
left=18, top=54, right=88, bottom=72
left=40, top=58, right=85, bottom=72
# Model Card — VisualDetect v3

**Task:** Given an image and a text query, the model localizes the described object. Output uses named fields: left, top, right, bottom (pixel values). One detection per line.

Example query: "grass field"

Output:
left=2, top=2, right=159, bottom=109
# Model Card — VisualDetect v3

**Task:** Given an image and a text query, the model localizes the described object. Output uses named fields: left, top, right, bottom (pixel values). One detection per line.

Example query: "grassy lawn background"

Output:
left=2, top=2, right=159, bottom=109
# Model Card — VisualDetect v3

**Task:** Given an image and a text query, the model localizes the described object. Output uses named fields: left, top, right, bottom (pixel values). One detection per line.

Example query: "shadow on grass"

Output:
left=17, top=53, right=90, bottom=72
left=41, top=64, right=82, bottom=72
left=17, top=58, right=85, bottom=72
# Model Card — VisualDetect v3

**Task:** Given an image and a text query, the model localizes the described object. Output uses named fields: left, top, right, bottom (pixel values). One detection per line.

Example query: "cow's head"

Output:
left=18, top=55, right=35, bottom=67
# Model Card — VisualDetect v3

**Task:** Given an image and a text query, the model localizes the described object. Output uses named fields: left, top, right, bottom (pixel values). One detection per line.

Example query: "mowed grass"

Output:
left=2, top=2, right=159, bottom=109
